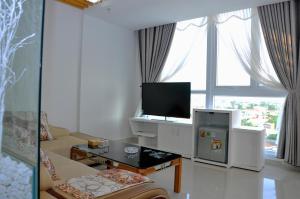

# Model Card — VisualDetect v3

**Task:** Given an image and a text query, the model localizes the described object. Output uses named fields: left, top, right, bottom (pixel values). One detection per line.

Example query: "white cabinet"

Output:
left=130, top=110, right=265, bottom=171
left=130, top=117, right=193, bottom=158
left=158, top=124, right=178, bottom=153
left=129, top=118, right=158, bottom=147
left=157, top=124, right=193, bottom=158
left=231, top=127, right=265, bottom=171
left=178, top=126, right=193, bottom=157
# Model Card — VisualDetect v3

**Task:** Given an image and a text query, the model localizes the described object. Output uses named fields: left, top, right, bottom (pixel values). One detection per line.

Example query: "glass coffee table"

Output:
left=70, top=140, right=182, bottom=193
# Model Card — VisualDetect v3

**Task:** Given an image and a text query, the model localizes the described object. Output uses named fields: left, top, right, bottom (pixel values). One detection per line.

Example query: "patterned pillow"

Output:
left=98, top=169, right=151, bottom=185
left=56, top=169, right=151, bottom=198
left=40, top=149, right=60, bottom=181
left=56, top=183, right=95, bottom=199
left=40, top=112, right=53, bottom=141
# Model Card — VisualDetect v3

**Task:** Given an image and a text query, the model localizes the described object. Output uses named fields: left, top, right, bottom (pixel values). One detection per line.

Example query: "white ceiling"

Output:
left=85, top=0, right=285, bottom=30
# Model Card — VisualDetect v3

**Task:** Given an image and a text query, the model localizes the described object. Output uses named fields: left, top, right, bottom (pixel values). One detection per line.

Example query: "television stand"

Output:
left=129, top=116, right=193, bottom=158
left=141, top=115, right=190, bottom=123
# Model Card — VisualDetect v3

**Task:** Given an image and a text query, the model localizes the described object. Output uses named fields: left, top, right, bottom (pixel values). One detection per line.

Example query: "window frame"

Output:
left=169, top=13, right=287, bottom=109
left=165, top=11, right=288, bottom=157
left=190, top=16, right=287, bottom=109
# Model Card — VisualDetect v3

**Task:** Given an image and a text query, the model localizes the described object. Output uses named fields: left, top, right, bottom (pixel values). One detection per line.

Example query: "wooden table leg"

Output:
left=70, top=147, right=76, bottom=160
left=70, top=147, right=87, bottom=160
left=174, top=158, right=182, bottom=193
left=106, top=160, right=114, bottom=169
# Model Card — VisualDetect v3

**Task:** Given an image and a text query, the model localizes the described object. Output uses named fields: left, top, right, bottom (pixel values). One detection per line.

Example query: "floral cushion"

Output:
left=98, top=169, right=150, bottom=185
left=56, top=169, right=151, bottom=199
left=40, top=149, right=60, bottom=181
left=56, top=183, right=96, bottom=199
left=40, top=112, right=53, bottom=141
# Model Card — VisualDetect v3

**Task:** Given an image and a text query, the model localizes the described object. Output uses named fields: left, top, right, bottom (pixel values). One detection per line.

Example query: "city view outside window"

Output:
left=214, top=96, right=285, bottom=155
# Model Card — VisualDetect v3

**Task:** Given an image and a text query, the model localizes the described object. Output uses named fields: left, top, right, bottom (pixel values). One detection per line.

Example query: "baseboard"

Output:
left=265, top=157, right=300, bottom=172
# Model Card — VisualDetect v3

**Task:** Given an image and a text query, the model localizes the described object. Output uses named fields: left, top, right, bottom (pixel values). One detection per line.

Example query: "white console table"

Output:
left=129, top=116, right=193, bottom=158
left=130, top=110, right=264, bottom=170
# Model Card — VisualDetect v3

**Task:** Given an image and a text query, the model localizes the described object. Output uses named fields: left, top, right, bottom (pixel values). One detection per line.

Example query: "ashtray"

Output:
left=124, top=146, right=139, bottom=154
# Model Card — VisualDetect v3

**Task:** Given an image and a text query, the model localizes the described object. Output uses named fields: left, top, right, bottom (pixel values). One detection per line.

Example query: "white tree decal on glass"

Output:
left=0, top=0, right=35, bottom=152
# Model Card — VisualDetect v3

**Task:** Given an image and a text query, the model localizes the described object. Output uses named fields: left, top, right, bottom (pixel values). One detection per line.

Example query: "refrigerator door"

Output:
left=197, top=127, right=228, bottom=163
left=197, top=128, right=211, bottom=160
left=209, top=128, right=228, bottom=163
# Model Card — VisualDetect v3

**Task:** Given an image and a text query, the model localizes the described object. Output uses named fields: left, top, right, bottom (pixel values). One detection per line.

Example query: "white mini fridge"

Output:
left=197, top=126, right=228, bottom=163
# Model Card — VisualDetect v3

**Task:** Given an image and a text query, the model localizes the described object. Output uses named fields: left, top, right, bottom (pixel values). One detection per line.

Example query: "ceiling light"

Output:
left=58, top=0, right=104, bottom=9
left=87, top=0, right=103, bottom=4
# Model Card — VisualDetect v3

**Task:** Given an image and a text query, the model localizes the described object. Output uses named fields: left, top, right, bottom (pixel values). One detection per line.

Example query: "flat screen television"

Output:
left=142, top=82, right=191, bottom=118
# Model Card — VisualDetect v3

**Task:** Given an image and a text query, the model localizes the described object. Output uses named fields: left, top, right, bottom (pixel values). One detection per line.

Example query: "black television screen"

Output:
left=142, top=82, right=191, bottom=118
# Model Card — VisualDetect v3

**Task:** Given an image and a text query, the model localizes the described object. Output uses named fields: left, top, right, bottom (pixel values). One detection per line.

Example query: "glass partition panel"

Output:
left=0, top=0, right=44, bottom=198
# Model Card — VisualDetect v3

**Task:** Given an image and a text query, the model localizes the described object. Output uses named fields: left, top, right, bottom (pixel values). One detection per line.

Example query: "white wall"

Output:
left=42, top=1, right=139, bottom=138
left=42, top=0, right=83, bottom=131
left=79, top=15, right=139, bottom=140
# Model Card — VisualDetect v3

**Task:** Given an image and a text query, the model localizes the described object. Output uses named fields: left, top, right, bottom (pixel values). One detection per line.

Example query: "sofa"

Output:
left=41, top=125, right=88, bottom=158
left=40, top=126, right=169, bottom=199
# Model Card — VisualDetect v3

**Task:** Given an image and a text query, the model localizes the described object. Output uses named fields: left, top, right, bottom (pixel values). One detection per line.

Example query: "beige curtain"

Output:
left=258, top=0, right=300, bottom=166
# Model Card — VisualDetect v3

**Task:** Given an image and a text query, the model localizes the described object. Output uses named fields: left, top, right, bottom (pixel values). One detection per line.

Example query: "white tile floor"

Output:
left=149, top=159, right=300, bottom=199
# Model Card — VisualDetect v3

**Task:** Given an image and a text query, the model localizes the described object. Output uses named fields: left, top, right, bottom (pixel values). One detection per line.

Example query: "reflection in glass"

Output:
left=0, top=0, right=44, bottom=198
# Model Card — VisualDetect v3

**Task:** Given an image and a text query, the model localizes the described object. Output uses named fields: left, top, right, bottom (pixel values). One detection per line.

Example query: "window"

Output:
left=214, top=96, right=285, bottom=155
left=161, top=9, right=287, bottom=156
left=216, top=13, right=251, bottom=86
left=161, top=18, right=208, bottom=111
left=191, top=94, right=206, bottom=110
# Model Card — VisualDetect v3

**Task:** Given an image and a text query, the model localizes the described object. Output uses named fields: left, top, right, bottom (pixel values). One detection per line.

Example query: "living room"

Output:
left=0, top=0, right=300, bottom=198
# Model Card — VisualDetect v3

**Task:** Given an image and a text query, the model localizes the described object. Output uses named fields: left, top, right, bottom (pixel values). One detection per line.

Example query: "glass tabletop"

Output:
left=73, top=141, right=181, bottom=169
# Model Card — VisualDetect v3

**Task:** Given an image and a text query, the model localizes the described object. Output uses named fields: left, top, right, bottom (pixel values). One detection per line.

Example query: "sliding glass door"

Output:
left=0, top=0, right=44, bottom=198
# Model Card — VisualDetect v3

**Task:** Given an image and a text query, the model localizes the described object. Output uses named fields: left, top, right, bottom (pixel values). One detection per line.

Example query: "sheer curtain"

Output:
left=160, top=17, right=208, bottom=82
left=216, top=8, right=284, bottom=90
left=161, top=11, right=283, bottom=90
